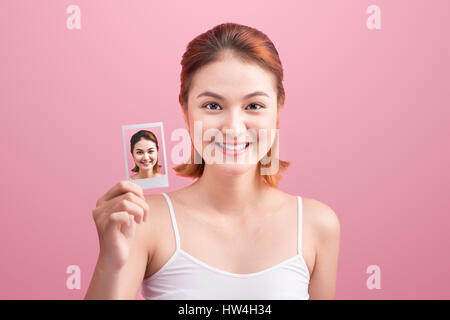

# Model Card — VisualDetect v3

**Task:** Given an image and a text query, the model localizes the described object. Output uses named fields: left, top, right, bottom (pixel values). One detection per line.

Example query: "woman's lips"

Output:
left=214, top=142, right=251, bottom=155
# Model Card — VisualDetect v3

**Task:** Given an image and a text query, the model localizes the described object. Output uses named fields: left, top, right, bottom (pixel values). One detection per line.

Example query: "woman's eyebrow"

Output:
left=196, top=91, right=269, bottom=100
left=136, top=148, right=155, bottom=151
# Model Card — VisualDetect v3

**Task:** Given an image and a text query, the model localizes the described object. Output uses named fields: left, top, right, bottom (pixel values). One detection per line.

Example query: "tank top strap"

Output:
left=161, top=192, right=180, bottom=250
left=297, top=196, right=303, bottom=255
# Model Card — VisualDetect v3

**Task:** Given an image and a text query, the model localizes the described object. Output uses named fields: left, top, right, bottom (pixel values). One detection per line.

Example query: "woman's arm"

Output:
left=84, top=216, right=151, bottom=299
left=84, top=191, right=155, bottom=300
left=308, top=201, right=341, bottom=299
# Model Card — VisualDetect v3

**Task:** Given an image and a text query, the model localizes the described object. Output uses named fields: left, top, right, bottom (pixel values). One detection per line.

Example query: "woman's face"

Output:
left=185, top=53, right=279, bottom=176
left=132, top=138, right=158, bottom=172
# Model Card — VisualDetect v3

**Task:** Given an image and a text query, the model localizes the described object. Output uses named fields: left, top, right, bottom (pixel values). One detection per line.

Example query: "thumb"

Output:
left=122, top=214, right=137, bottom=240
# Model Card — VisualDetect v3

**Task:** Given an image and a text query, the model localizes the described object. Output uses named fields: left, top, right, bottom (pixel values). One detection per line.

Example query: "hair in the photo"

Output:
left=130, top=130, right=162, bottom=174
left=173, top=22, right=290, bottom=188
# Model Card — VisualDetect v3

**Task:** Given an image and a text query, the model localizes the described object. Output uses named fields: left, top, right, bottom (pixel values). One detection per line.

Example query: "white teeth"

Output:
left=215, top=142, right=248, bottom=151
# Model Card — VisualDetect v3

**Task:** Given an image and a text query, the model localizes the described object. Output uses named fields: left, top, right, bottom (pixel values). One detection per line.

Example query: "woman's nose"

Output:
left=222, top=109, right=247, bottom=138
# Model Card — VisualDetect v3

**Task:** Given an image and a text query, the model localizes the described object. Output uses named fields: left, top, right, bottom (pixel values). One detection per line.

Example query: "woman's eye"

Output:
left=246, top=103, right=264, bottom=110
left=202, top=102, right=264, bottom=111
left=202, top=103, right=221, bottom=110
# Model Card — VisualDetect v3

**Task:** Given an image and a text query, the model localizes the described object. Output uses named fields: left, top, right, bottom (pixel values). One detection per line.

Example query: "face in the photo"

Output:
left=132, top=138, right=158, bottom=173
left=185, top=51, right=279, bottom=175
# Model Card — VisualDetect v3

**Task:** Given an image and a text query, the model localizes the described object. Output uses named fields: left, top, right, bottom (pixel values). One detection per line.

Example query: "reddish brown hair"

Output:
left=173, top=22, right=290, bottom=188
left=130, top=130, right=162, bottom=174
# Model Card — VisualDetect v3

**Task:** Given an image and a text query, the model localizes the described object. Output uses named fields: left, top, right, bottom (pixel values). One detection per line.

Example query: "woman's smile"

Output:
left=214, top=141, right=251, bottom=156
left=141, top=161, right=152, bottom=167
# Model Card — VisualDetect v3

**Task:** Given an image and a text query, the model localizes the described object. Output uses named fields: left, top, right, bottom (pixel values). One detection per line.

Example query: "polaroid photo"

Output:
left=122, top=122, right=169, bottom=189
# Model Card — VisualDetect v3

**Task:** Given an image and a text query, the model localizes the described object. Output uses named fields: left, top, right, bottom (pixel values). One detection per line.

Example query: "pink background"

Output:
left=124, top=125, right=166, bottom=178
left=1, top=0, right=449, bottom=299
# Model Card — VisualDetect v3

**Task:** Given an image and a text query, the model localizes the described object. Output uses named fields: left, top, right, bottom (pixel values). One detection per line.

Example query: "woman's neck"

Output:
left=135, top=170, right=155, bottom=179
left=188, top=164, right=273, bottom=217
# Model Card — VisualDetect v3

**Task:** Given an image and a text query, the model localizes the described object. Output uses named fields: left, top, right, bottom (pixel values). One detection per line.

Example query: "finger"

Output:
left=117, top=192, right=150, bottom=222
left=95, top=192, right=149, bottom=228
left=122, top=215, right=136, bottom=240
left=101, top=180, right=145, bottom=204
left=115, top=199, right=145, bottom=223
left=105, top=211, right=130, bottom=234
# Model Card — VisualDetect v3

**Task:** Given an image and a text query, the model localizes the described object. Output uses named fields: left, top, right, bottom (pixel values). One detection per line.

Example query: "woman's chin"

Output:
left=209, top=162, right=257, bottom=176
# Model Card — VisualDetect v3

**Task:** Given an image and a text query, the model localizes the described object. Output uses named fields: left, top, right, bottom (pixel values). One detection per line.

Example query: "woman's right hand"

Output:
left=92, top=180, right=150, bottom=272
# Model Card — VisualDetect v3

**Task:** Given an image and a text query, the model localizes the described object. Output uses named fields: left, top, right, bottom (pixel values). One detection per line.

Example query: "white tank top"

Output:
left=141, top=192, right=310, bottom=299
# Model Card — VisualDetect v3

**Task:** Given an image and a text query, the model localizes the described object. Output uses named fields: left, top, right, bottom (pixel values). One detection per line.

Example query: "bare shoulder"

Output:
left=302, top=197, right=340, bottom=243
left=275, top=189, right=340, bottom=238
left=141, top=190, right=190, bottom=278
left=140, top=194, right=172, bottom=257
left=143, top=193, right=170, bottom=217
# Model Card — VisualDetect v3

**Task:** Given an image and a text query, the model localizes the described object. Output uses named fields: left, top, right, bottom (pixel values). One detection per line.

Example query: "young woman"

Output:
left=85, top=22, right=340, bottom=300
left=129, top=130, right=164, bottom=180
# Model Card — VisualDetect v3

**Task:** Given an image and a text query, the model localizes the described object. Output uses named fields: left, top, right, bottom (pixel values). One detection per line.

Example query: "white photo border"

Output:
left=121, top=122, right=169, bottom=189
